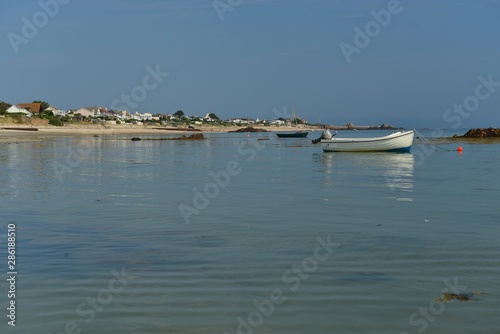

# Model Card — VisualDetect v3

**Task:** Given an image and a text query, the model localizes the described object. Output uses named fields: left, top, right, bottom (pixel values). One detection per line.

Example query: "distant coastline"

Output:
left=0, top=119, right=399, bottom=142
left=323, top=123, right=402, bottom=131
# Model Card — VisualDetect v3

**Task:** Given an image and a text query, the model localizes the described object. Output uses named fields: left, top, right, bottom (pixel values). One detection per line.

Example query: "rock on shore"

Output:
left=229, top=126, right=268, bottom=133
left=454, top=128, right=500, bottom=138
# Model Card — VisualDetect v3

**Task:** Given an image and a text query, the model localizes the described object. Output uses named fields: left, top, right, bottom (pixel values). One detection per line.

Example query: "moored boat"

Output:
left=276, top=107, right=308, bottom=138
left=321, top=130, right=414, bottom=152
left=276, top=131, right=308, bottom=138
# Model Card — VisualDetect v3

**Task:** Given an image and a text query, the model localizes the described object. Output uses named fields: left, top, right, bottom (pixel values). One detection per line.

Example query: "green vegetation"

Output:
left=2, top=99, right=312, bottom=129
left=294, top=117, right=306, bottom=125
left=33, top=100, right=50, bottom=112
left=0, top=101, right=12, bottom=114
left=208, top=113, right=219, bottom=120
left=20, top=100, right=63, bottom=126
left=49, top=118, right=63, bottom=127
left=41, top=110, right=54, bottom=118
left=1, top=115, right=29, bottom=125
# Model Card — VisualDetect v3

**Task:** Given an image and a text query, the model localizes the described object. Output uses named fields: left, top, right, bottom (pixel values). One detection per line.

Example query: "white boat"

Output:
left=321, top=130, right=414, bottom=152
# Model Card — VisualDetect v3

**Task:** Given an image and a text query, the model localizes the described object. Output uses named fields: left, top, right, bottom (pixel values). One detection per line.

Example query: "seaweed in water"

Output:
left=435, top=291, right=487, bottom=302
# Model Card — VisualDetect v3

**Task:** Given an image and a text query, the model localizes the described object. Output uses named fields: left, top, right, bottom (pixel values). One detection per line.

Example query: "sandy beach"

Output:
left=0, top=122, right=321, bottom=143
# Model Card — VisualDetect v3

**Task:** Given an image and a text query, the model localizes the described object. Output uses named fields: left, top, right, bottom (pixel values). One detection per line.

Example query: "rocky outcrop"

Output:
left=325, top=124, right=400, bottom=130
left=153, top=127, right=202, bottom=132
left=455, top=128, right=500, bottom=138
left=229, top=126, right=268, bottom=133
left=366, top=124, right=397, bottom=130
left=179, top=133, right=205, bottom=140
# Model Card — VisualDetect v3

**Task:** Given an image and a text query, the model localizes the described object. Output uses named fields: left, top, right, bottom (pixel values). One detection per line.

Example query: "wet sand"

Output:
left=0, top=123, right=320, bottom=143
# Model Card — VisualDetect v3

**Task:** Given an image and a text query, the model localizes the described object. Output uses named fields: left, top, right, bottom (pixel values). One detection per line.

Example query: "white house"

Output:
left=119, top=110, right=131, bottom=120
left=6, top=105, right=32, bottom=117
left=83, top=106, right=104, bottom=116
left=203, top=113, right=218, bottom=122
left=143, top=113, right=153, bottom=121
left=227, top=118, right=253, bottom=124
left=52, top=109, right=66, bottom=117
left=271, top=119, right=285, bottom=126
left=233, top=118, right=255, bottom=124
left=73, top=108, right=94, bottom=117
left=46, top=106, right=66, bottom=117
left=133, top=112, right=143, bottom=121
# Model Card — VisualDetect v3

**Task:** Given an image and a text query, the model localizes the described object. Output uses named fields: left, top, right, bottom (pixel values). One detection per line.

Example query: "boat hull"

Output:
left=276, top=132, right=308, bottom=138
left=321, top=130, right=414, bottom=152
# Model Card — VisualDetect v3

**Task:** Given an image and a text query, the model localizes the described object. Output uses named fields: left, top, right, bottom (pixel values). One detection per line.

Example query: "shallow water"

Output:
left=0, top=130, right=499, bottom=333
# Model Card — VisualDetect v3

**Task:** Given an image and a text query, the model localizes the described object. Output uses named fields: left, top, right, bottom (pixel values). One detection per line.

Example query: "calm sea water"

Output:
left=1, top=129, right=499, bottom=334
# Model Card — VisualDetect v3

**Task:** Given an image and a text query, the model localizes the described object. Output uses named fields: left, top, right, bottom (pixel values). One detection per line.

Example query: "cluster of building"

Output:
left=5, top=102, right=42, bottom=117
left=4, top=103, right=157, bottom=121
left=4, top=102, right=307, bottom=126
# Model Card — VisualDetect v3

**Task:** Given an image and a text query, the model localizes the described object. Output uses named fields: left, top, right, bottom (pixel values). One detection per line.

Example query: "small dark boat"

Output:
left=275, top=108, right=308, bottom=138
left=276, top=131, right=308, bottom=138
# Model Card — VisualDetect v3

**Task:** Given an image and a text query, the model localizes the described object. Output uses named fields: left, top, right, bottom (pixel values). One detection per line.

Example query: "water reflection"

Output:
left=313, top=152, right=414, bottom=197
left=381, top=153, right=414, bottom=194
left=1, top=141, right=59, bottom=200
left=0, top=144, right=24, bottom=199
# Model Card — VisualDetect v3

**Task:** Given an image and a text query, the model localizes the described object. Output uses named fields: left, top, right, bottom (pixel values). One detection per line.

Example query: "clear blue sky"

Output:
left=1, top=0, right=499, bottom=128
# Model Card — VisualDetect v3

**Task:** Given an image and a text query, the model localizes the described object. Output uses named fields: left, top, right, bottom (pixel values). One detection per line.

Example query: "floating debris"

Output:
left=435, top=291, right=487, bottom=303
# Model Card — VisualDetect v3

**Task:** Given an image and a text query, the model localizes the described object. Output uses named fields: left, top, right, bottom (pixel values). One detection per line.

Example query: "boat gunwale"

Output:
left=320, top=130, right=413, bottom=144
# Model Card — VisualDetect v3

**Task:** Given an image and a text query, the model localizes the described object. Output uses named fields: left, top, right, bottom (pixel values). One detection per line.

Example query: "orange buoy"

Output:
left=457, top=146, right=463, bottom=152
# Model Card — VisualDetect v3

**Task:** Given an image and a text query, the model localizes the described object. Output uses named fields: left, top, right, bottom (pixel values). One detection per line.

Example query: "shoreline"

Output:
left=0, top=124, right=321, bottom=136
left=0, top=124, right=319, bottom=143
left=0, top=123, right=405, bottom=135
left=0, top=123, right=410, bottom=144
